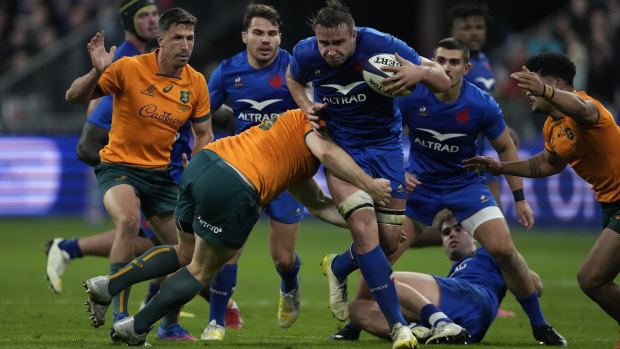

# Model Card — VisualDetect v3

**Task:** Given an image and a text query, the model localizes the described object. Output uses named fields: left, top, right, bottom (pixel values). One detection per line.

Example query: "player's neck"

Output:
left=435, top=79, right=462, bottom=103
left=156, top=50, right=184, bottom=77
left=247, top=51, right=278, bottom=70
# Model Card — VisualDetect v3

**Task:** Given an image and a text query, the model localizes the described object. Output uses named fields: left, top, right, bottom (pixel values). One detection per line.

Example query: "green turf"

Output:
left=0, top=217, right=617, bottom=348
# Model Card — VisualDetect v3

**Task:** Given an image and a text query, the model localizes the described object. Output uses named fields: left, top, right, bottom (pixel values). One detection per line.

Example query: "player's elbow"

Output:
left=75, top=142, right=100, bottom=167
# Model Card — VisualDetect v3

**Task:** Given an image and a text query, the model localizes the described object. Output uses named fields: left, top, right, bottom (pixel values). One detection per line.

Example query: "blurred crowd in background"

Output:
left=0, top=0, right=618, bottom=140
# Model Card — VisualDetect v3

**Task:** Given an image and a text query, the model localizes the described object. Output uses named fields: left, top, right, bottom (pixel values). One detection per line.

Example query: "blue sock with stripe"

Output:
left=357, top=245, right=406, bottom=328
left=421, top=303, right=454, bottom=328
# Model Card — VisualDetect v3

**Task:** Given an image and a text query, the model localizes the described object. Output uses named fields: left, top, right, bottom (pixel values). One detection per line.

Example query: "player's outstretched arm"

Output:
left=305, top=131, right=392, bottom=206
left=511, top=66, right=599, bottom=124
left=288, top=178, right=347, bottom=228
left=464, top=149, right=567, bottom=179
left=211, top=105, right=236, bottom=136
left=489, top=128, right=535, bottom=229
left=66, top=31, right=116, bottom=104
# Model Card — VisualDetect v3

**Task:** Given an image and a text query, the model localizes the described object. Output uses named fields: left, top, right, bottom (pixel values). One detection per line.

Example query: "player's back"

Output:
left=206, top=109, right=319, bottom=205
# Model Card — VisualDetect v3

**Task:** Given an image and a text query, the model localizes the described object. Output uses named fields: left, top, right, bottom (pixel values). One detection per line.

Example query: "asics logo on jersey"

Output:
left=139, top=104, right=184, bottom=125
left=417, top=128, right=466, bottom=141
left=474, top=77, right=495, bottom=91
left=323, top=81, right=365, bottom=95
left=237, top=99, right=282, bottom=111
left=163, top=84, right=173, bottom=93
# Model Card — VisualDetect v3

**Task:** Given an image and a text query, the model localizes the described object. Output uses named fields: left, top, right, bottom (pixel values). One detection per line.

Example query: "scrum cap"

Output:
left=119, top=0, right=156, bottom=41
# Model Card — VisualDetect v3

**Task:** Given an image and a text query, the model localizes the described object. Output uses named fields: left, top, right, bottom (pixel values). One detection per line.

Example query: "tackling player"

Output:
left=81, top=109, right=393, bottom=346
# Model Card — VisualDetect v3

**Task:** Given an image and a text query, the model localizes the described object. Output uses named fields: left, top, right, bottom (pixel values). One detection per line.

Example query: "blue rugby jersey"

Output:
left=445, top=246, right=506, bottom=306
left=398, top=80, right=505, bottom=187
left=464, top=52, right=495, bottom=93
left=289, top=27, right=421, bottom=148
left=208, top=48, right=297, bottom=134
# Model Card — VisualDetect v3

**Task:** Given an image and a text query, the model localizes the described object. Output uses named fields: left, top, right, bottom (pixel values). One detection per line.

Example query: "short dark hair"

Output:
left=435, top=37, right=470, bottom=63
left=159, top=7, right=196, bottom=34
left=448, top=1, right=492, bottom=27
left=242, top=4, right=282, bottom=31
left=311, top=0, right=355, bottom=34
left=525, top=52, right=576, bottom=87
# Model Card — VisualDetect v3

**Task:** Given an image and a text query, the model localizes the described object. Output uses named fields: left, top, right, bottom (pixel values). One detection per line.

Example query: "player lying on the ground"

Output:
left=349, top=209, right=544, bottom=344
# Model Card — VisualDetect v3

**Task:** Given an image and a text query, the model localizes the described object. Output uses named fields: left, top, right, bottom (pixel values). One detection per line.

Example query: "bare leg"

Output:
left=577, top=228, right=620, bottom=324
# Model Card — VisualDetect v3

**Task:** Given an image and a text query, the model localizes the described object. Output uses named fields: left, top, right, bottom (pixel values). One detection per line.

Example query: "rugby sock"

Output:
left=159, top=309, right=181, bottom=329
left=276, top=253, right=300, bottom=292
left=110, top=262, right=131, bottom=316
left=108, top=245, right=180, bottom=295
left=421, top=303, right=454, bottom=327
left=134, top=267, right=204, bottom=334
left=59, top=238, right=82, bottom=259
left=144, top=282, right=160, bottom=305
left=516, top=291, right=548, bottom=329
left=209, top=263, right=238, bottom=326
left=331, top=244, right=359, bottom=283
left=357, top=245, right=406, bottom=328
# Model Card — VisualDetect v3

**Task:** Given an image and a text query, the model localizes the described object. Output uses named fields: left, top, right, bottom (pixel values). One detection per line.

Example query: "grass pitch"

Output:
left=0, top=217, right=617, bottom=348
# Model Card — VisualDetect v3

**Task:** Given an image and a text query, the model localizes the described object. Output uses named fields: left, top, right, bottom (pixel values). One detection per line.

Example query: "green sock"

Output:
left=134, top=267, right=204, bottom=334
left=109, top=245, right=180, bottom=296
left=159, top=310, right=181, bottom=329
left=110, top=262, right=130, bottom=315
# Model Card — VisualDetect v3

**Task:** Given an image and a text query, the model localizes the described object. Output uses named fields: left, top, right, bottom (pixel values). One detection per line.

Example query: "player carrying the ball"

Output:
left=285, top=1, right=448, bottom=348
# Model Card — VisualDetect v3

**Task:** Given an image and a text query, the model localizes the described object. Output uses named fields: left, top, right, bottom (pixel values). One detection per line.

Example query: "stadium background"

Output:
left=0, top=0, right=619, bottom=229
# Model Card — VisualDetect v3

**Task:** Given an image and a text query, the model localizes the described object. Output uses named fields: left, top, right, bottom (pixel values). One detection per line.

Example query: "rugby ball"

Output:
left=362, top=53, right=412, bottom=97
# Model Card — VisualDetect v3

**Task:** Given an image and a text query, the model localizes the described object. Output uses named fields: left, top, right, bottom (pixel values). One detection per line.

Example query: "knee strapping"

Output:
left=375, top=207, right=405, bottom=226
left=337, top=190, right=374, bottom=221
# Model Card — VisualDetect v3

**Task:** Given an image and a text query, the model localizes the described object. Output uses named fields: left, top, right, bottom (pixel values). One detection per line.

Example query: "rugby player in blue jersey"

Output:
left=201, top=4, right=304, bottom=339
left=349, top=209, right=544, bottom=344
left=393, top=38, right=565, bottom=346
left=285, top=1, right=449, bottom=348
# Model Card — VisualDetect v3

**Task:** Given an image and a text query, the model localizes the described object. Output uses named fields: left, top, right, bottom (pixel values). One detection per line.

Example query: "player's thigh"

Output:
left=578, top=228, right=620, bottom=286
left=394, top=271, right=441, bottom=307
left=325, top=170, right=363, bottom=203
left=102, top=184, right=141, bottom=228
left=147, top=212, right=177, bottom=245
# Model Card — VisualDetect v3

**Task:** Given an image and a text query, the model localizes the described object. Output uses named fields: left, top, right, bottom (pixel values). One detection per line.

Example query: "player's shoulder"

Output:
left=293, top=36, right=318, bottom=54
left=114, top=40, right=141, bottom=60
left=462, top=80, right=495, bottom=103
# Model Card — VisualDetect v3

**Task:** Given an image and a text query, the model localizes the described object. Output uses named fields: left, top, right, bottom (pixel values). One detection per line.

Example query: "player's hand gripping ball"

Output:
left=362, top=53, right=412, bottom=98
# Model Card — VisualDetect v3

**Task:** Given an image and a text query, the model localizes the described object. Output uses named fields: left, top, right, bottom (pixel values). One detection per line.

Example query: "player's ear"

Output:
left=463, top=62, right=472, bottom=75
left=241, top=31, right=247, bottom=44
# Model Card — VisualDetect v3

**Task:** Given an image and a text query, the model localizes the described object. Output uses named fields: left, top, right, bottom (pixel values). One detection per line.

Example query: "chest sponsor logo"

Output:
left=414, top=128, right=466, bottom=153
left=237, top=99, right=283, bottom=123
left=139, top=104, right=184, bottom=125
left=474, top=77, right=495, bottom=91
left=141, top=84, right=157, bottom=97
left=179, top=90, right=190, bottom=104
left=322, top=81, right=367, bottom=105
